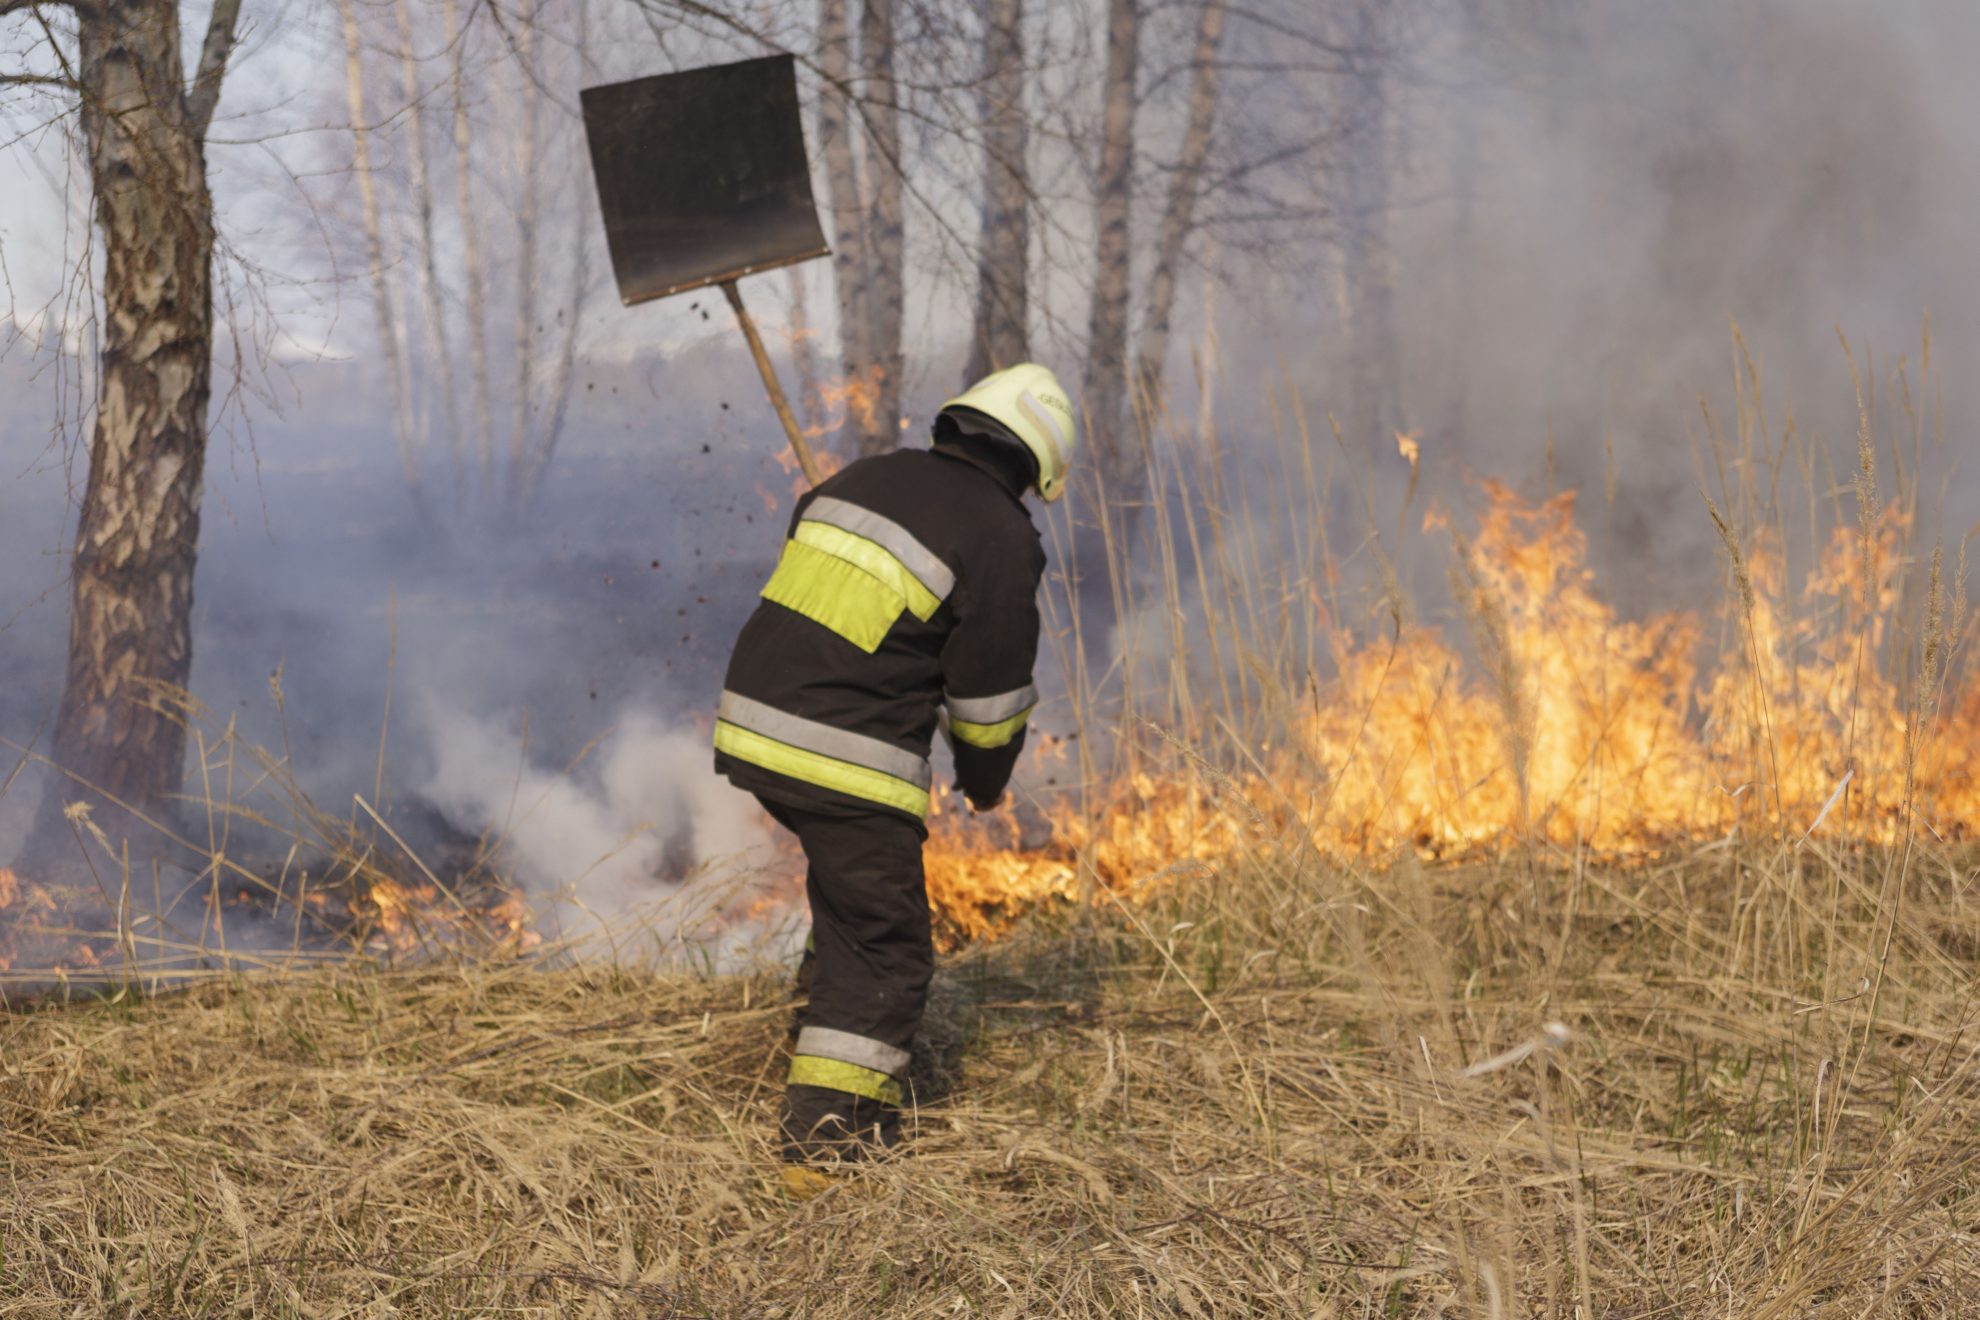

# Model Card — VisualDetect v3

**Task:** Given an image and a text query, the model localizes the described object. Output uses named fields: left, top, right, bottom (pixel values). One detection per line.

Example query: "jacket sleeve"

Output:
left=939, top=526, right=1047, bottom=808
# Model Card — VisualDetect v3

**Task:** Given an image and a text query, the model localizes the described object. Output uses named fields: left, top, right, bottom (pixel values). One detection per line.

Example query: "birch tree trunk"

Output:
left=395, top=0, right=461, bottom=483
left=512, top=0, right=590, bottom=515
left=1083, top=0, right=1140, bottom=498
left=857, top=0, right=904, bottom=455
left=40, top=0, right=239, bottom=832
left=506, top=0, right=542, bottom=500
left=444, top=0, right=496, bottom=484
left=1134, top=0, right=1224, bottom=414
left=964, top=0, right=1029, bottom=386
left=816, top=0, right=874, bottom=447
left=337, top=0, right=420, bottom=497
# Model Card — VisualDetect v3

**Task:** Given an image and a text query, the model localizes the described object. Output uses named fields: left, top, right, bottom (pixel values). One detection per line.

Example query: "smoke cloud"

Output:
left=417, top=700, right=775, bottom=927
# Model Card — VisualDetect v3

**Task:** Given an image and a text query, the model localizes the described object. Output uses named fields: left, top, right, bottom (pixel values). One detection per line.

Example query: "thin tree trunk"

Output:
left=506, top=0, right=541, bottom=503
left=1083, top=0, right=1140, bottom=496
left=964, top=0, right=1029, bottom=385
left=516, top=256, right=586, bottom=515
left=816, top=0, right=874, bottom=448
left=1135, top=0, right=1224, bottom=414
left=787, top=265, right=824, bottom=437
left=444, top=0, right=496, bottom=486
left=395, top=0, right=461, bottom=485
left=858, top=0, right=904, bottom=454
left=1195, top=234, right=1220, bottom=451
left=41, top=0, right=236, bottom=835
left=1342, top=0, right=1399, bottom=449
left=337, top=0, right=421, bottom=497
left=514, top=0, right=589, bottom=515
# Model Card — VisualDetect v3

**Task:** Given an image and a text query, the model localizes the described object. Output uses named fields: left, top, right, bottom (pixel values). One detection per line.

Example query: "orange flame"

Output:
left=922, top=483, right=1979, bottom=940
left=770, top=443, right=846, bottom=503
left=807, top=365, right=886, bottom=440
left=353, top=873, right=540, bottom=958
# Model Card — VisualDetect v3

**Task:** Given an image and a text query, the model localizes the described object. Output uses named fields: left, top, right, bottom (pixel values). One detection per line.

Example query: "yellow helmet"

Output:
left=939, top=363, right=1078, bottom=502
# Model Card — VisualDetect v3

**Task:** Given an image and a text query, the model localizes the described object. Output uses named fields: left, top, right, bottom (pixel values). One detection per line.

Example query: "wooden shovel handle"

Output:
left=721, top=279, right=823, bottom=488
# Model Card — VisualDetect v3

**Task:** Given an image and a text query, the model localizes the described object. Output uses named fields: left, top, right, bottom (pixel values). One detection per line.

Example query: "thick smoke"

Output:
left=1179, top=0, right=1980, bottom=631
left=418, top=701, right=775, bottom=934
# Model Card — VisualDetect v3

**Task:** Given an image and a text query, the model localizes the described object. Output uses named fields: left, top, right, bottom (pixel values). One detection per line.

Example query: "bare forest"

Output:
left=3, top=0, right=1980, bottom=1313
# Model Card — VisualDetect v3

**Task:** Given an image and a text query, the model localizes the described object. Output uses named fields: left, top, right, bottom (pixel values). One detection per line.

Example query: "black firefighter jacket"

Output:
left=714, top=445, right=1046, bottom=831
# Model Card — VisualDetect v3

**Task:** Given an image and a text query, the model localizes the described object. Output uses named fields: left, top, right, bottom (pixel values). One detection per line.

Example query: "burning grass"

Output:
left=920, top=485, right=1978, bottom=943
left=3, top=829, right=1978, bottom=1316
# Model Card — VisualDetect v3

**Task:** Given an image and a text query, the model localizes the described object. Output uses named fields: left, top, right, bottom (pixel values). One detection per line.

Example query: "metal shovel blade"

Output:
left=582, top=54, right=829, bottom=306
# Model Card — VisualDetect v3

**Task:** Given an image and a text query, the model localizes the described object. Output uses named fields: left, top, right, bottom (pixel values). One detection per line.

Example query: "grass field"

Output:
left=5, top=830, right=1976, bottom=1317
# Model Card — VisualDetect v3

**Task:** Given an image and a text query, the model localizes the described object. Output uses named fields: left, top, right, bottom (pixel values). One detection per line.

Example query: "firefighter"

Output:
left=712, top=363, right=1076, bottom=1192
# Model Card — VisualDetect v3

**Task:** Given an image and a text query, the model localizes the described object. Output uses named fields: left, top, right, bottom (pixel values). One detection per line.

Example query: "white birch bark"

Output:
left=35, top=0, right=240, bottom=830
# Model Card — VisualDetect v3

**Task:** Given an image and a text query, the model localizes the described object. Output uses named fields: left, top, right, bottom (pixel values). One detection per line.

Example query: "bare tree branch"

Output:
left=0, top=71, right=73, bottom=87
left=185, top=0, right=242, bottom=137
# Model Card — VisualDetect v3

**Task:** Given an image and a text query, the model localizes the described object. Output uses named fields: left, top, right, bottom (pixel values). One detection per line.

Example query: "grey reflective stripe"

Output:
left=795, top=1026, right=911, bottom=1077
left=945, top=684, right=1039, bottom=725
left=804, top=497, right=956, bottom=600
left=1017, top=391, right=1069, bottom=469
left=718, top=691, right=931, bottom=789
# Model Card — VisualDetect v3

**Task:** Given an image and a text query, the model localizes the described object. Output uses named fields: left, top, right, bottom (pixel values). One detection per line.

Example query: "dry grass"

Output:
left=4, top=829, right=1978, bottom=1317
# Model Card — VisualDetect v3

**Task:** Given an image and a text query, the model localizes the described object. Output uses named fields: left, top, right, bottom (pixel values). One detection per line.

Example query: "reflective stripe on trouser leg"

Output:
left=796, top=1026, right=910, bottom=1074
left=774, top=802, right=932, bottom=1112
left=787, top=1054, right=904, bottom=1106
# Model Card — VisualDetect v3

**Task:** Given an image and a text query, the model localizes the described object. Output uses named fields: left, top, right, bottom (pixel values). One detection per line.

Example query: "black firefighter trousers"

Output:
left=759, top=797, right=933, bottom=1162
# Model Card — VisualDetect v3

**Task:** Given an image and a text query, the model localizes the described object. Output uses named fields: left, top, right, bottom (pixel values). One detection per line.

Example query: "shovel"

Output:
left=581, top=54, right=829, bottom=486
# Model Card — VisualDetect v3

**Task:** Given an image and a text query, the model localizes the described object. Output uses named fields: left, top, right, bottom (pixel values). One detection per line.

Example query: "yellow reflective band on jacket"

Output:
left=949, top=708, right=1032, bottom=749
left=788, top=1053, right=905, bottom=1106
left=760, top=538, right=906, bottom=652
left=714, top=721, right=931, bottom=817
left=792, top=521, right=943, bottom=621
left=804, top=496, right=956, bottom=599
